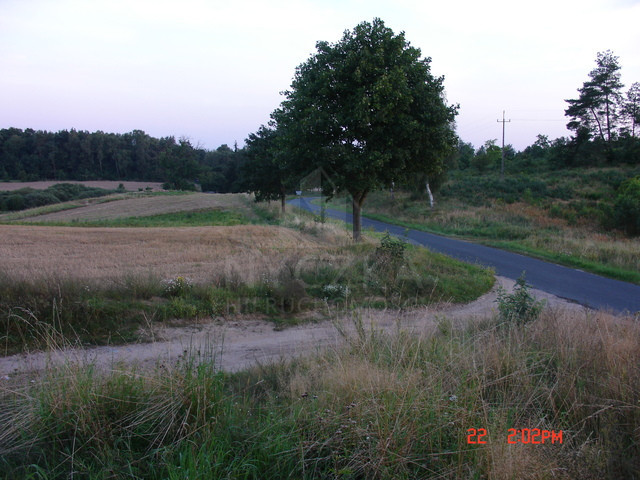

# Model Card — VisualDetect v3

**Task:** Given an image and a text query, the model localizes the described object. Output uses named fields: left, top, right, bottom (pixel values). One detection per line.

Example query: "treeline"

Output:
left=0, top=128, right=247, bottom=193
left=452, top=133, right=640, bottom=175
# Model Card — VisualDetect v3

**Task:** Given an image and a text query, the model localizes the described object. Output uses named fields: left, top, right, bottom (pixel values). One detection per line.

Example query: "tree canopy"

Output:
left=242, top=125, right=296, bottom=214
left=272, top=18, right=458, bottom=240
left=565, top=50, right=625, bottom=146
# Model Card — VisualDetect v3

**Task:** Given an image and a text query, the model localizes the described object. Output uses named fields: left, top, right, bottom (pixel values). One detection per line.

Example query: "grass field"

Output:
left=0, top=223, right=322, bottom=282
left=11, top=192, right=250, bottom=223
left=0, top=192, right=638, bottom=478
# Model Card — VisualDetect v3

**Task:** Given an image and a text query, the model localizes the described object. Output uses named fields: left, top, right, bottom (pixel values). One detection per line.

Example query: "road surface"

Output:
left=291, top=197, right=640, bottom=313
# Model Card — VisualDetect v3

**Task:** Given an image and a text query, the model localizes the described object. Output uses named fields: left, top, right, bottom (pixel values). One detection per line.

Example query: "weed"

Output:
left=495, top=273, right=545, bottom=325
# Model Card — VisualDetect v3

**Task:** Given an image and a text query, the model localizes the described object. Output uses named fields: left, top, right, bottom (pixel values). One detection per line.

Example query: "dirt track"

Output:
left=0, top=277, right=586, bottom=378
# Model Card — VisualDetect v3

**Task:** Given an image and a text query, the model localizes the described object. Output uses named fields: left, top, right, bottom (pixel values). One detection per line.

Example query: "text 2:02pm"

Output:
left=467, top=428, right=563, bottom=444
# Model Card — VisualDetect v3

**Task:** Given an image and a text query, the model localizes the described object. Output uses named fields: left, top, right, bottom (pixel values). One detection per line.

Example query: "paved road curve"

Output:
left=291, top=197, right=640, bottom=313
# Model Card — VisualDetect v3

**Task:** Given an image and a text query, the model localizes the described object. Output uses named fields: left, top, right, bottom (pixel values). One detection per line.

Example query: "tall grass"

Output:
left=2, top=307, right=638, bottom=479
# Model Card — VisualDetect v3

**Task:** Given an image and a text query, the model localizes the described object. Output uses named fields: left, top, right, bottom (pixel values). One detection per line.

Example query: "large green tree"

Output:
left=273, top=18, right=458, bottom=241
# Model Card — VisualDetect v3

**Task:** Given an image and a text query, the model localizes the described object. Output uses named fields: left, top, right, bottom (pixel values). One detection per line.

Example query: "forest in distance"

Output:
left=1, top=125, right=639, bottom=191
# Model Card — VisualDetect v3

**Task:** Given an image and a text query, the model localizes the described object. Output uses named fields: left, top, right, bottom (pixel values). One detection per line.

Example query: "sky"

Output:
left=1, top=0, right=639, bottom=152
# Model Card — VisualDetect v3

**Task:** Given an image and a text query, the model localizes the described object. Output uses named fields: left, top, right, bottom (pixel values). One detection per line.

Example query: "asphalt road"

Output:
left=291, top=197, right=640, bottom=313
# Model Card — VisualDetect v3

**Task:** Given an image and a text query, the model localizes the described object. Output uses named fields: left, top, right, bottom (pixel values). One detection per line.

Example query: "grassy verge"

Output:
left=18, top=208, right=251, bottom=228
left=2, top=307, right=638, bottom=479
left=314, top=195, right=640, bottom=285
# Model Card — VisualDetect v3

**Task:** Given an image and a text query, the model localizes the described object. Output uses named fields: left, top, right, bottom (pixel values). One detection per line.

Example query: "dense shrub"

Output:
left=440, top=175, right=550, bottom=205
left=5, top=193, right=25, bottom=211
left=613, top=176, right=640, bottom=235
left=0, top=183, right=113, bottom=212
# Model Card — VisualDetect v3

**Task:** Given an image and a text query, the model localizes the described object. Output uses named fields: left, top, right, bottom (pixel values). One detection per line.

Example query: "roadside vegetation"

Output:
left=1, top=298, right=638, bottom=479
left=318, top=164, right=640, bottom=284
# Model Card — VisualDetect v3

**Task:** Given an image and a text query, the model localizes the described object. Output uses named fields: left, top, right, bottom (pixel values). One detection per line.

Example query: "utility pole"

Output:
left=497, top=110, right=511, bottom=179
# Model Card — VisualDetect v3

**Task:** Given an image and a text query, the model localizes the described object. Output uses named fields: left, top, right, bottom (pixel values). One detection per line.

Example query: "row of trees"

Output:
left=454, top=131, right=639, bottom=175
left=0, top=128, right=247, bottom=193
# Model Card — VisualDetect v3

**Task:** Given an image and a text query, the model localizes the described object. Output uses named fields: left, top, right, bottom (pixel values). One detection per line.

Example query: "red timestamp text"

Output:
left=467, top=428, right=563, bottom=444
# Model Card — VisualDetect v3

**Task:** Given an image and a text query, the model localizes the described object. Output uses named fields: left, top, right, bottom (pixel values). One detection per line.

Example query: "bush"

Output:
left=496, top=273, right=545, bottom=325
left=5, top=194, right=25, bottom=211
left=162, top=276, right=193, bottom=297
left=24, top=191, right=59, bottom=208
left=613, top=176, right=640, bottom=236
left=0, top=183, right=113, bottom=212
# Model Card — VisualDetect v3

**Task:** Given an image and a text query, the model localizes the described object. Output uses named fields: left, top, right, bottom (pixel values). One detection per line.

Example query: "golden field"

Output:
left=0, top=224, right=324, bottom=283
left=16, top=192, right=248, bottom=222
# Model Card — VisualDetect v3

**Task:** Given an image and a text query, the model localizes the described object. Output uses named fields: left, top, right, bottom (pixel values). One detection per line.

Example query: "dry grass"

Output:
left=17, top=192, right=249, bottom=223
left=438, top=203, right=640, bottom=271
left=1, top=299, right=638, bottom=477
left=0, top=224, right=325, bottom=283
left=356, top=192, right=640, bottom=278
left=0, top=180, right=164, bottom=192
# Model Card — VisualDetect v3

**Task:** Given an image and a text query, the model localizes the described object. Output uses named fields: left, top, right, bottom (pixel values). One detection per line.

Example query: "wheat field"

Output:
left=18, top=192, right=249, bottom=223
left=0, top=224, right=323, bottom=283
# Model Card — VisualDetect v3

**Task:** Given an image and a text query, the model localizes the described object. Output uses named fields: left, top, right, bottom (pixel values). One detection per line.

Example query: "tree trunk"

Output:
left=590, top=107, right=606, bottom=143
left=425, top=180, right=434, bottom=209
left=280, top=193, right=286, bottom=216
left=351, top=191, right=367, bottom=242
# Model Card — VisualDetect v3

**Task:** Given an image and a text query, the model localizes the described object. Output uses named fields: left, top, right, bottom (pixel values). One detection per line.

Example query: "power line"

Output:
left=497, top=110, right=511, bottom=179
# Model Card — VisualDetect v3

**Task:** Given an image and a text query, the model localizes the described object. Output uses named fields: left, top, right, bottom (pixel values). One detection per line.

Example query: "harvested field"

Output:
left=0, top=180, right=164, bottom=192
left=18, top=192, right=249, bottom=223
left=0, top=224, right=323, bottom=283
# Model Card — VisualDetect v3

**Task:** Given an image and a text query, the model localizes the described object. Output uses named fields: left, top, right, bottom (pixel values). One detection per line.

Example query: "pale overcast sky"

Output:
left=1, top=0, right=639, bottom=151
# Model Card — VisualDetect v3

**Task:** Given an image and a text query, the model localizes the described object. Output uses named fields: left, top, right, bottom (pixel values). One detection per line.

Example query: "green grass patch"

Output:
left=18, top=208, right=250, bottom=227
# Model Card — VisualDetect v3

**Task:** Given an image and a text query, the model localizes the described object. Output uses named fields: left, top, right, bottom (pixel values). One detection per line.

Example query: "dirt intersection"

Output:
left=0, top=277, right=586, bottom=380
